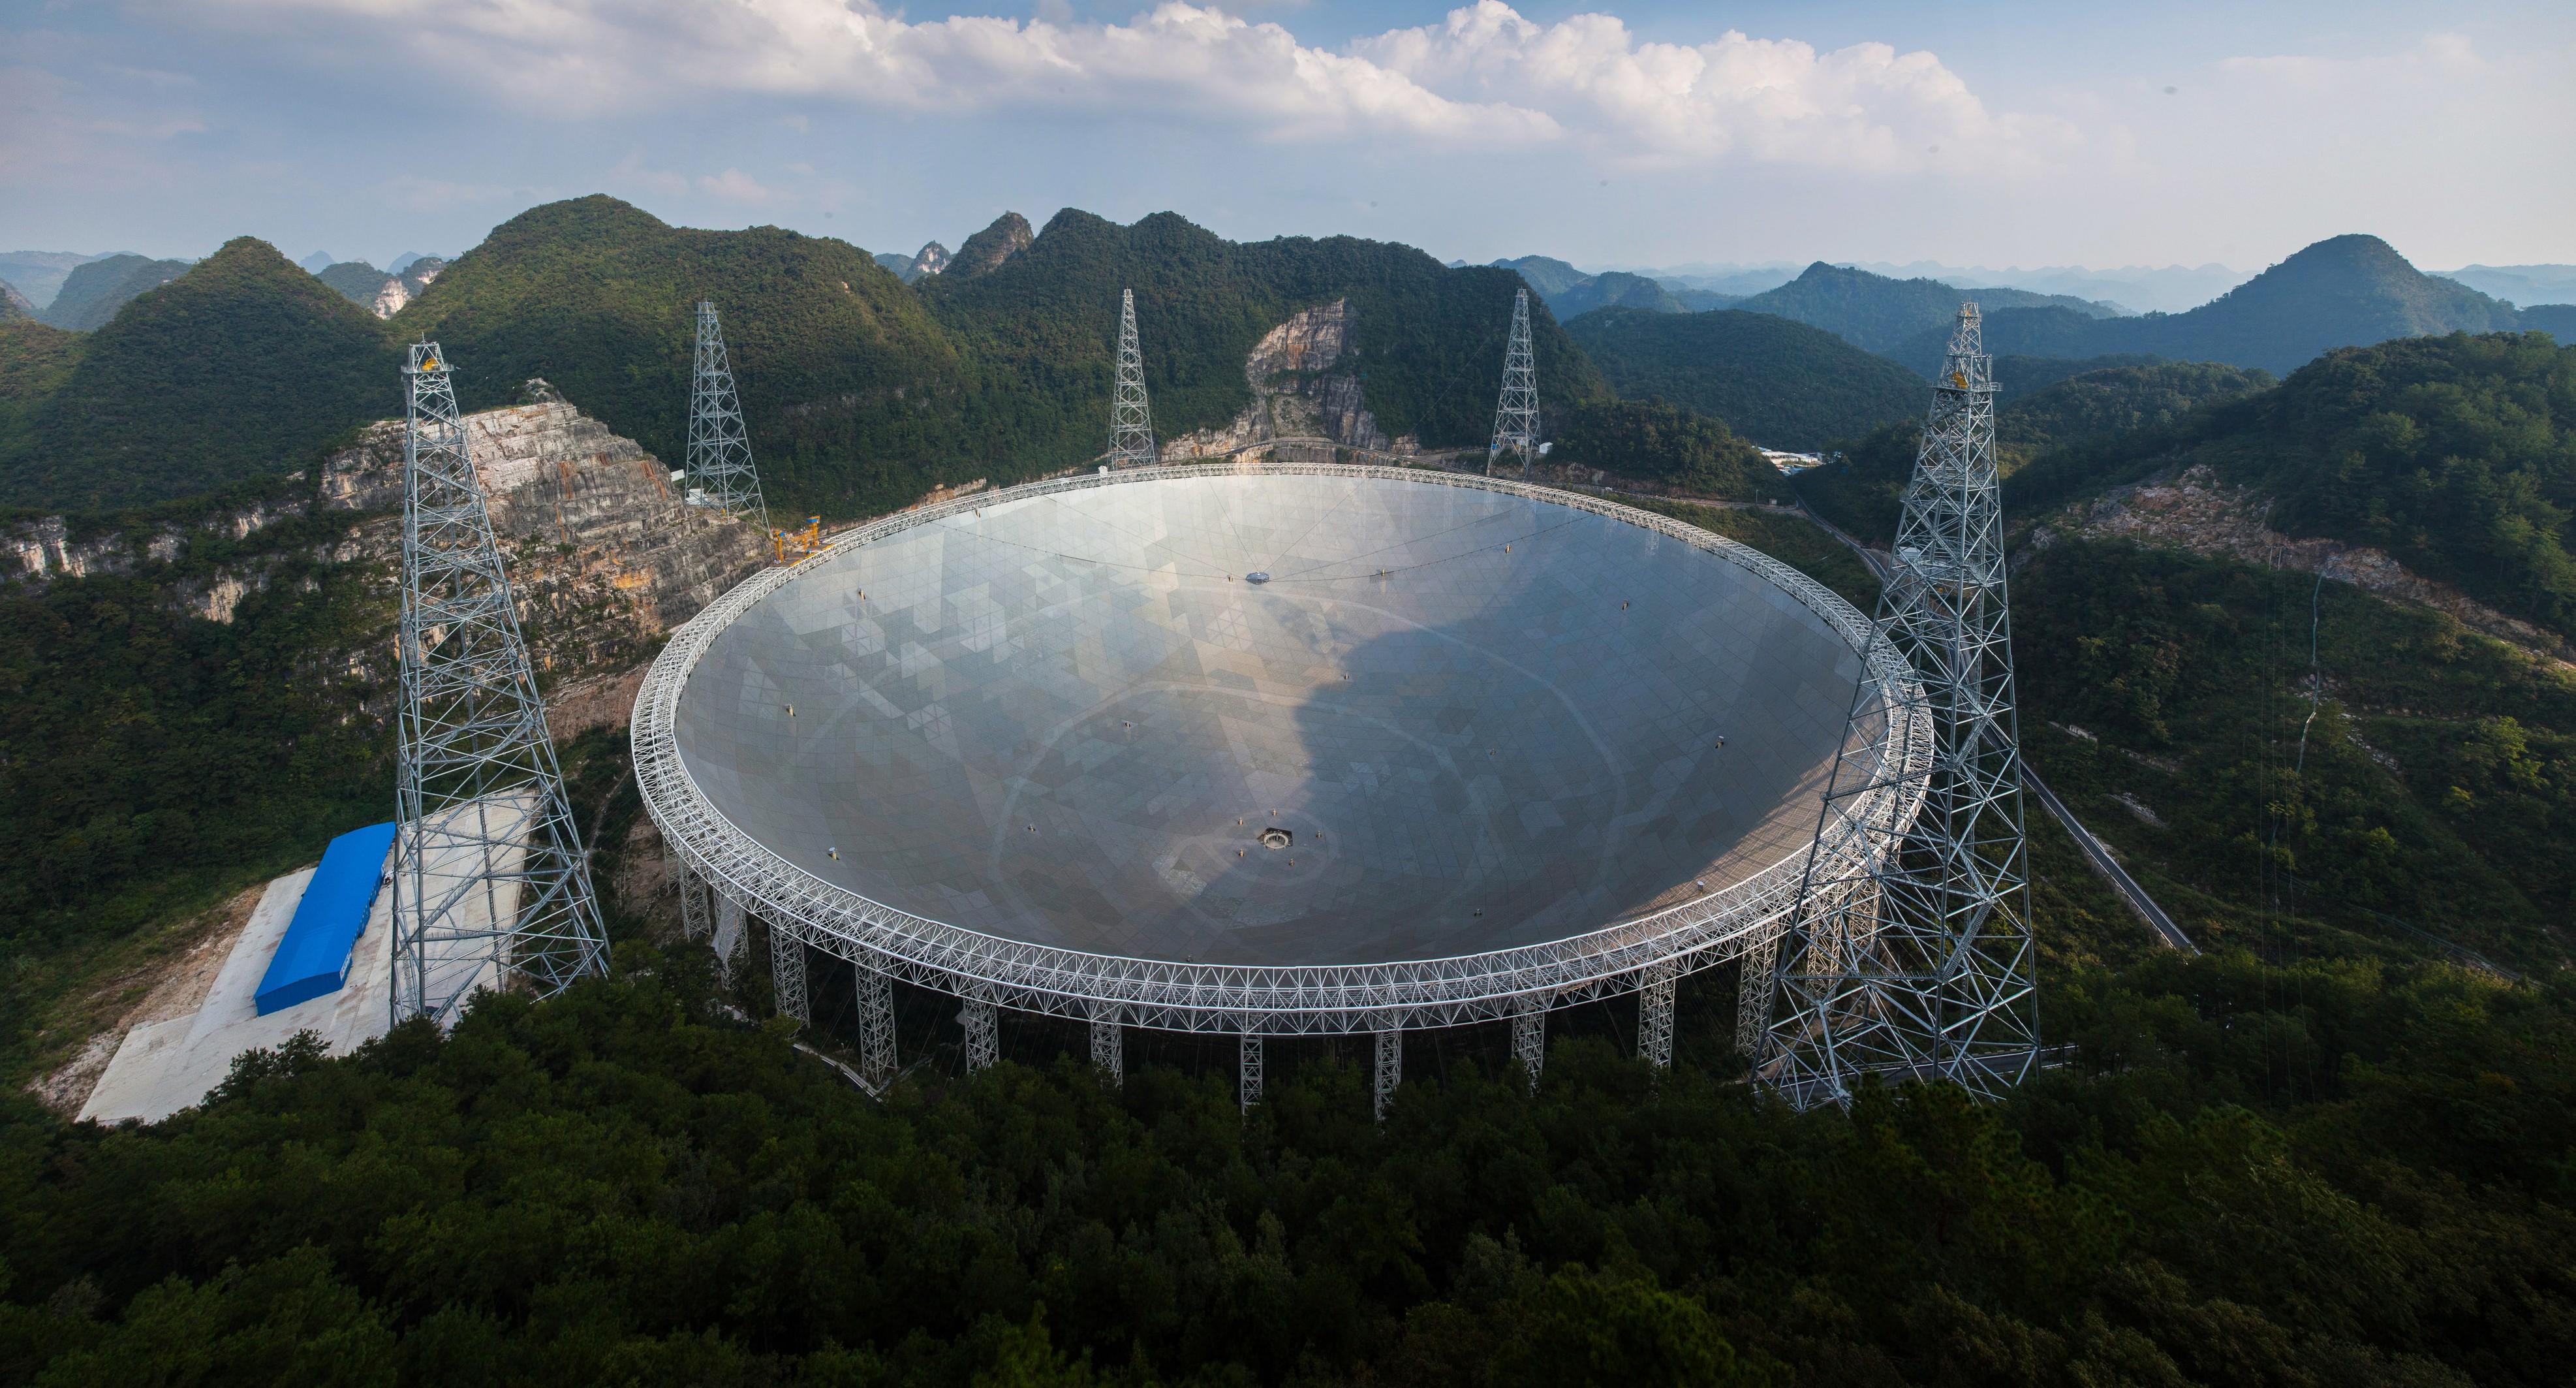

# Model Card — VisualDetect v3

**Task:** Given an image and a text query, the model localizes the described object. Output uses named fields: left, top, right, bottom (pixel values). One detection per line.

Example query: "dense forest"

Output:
left=0, top=471, right=396, bottom=1077
left=1797, top=360, right=2274, bottom=548
left=1547, top=398, right=1784, bottom=500
left=36, top=255, right=193, bottom=333
left=0, top=897, right=2563, bottom=1385
left=1562, top=308, right=1927, bottom=451
left=0, top=240, right=401, bottom=510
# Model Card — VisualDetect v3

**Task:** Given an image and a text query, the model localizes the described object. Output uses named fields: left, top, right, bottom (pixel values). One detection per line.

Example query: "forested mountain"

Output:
left=2522, top=303, right=2576, bottom=341
left=0, top=283, right=31, bottom=323
left=1564, top=306, right=1928, bottom=450
left=914, top=210, right=1605, bottom=483
left=0, top=198, right=1606, bottom=519
left=2009, top=332, right=2576, bottom=644
left=0, top=240, right=401, bottom=509
left=1549, top=397, right=1784, bottom=497
left=1732, top=262, right=2126, bottom=353
left=1, top=240, right=401, bottom=510
left=874, top=241, right=950, bottom=283
left=1995, top=360, right=2274, bottom=462
left=1795, top=359, right=2276, bottom=548
left=1487, top=256, right=1699, bottom=317
left=1893, top=236, right=2531, bottom=377
left=1990, top=353, right=2167, bottom=403
left=313, top=259, right=391, bottom=307
left=38, top=254, right=193, bottom=332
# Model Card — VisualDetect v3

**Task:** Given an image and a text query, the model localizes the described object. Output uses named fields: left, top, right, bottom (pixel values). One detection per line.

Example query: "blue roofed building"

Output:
left=255, top=821, right=399, bottom=1016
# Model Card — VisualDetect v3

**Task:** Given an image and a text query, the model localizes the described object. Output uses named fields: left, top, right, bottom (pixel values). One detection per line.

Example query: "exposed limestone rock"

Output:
left=369, top=256, right=446, bottom=318
left=316, top=400, right=771, bottom=674
left=1163, top=299, right=1392, bottom=459
left=947, top=213, right=1032, bottom=281
left=6, top=398, right=767, bottom=685
left=2040, top=462, right=2569, bottom=660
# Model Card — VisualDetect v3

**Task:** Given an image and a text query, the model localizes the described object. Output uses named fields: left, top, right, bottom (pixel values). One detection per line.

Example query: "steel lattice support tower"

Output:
left=687, top=300, right=769, bottom=529
left=1108, top=289, right=1158, bottom=468
left=1755, top=304, right=2039, bottom=1107
left=1487, top=287, right=1540, bottom=477
left=391, top=341, right=610, bottom=1027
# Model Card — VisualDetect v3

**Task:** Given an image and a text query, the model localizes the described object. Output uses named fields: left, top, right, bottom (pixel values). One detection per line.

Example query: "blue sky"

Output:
left=5, top=1, right=2569, bottom=275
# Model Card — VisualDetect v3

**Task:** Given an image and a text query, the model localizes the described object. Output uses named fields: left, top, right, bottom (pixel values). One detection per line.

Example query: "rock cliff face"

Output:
left=946, top=213, right=1033, bottom=281
left=370, top=257, right=446, bottom=318
left=1163, top=299, right=1392, bottom=459
left=3, top=396, right=769, bottom=695
left=316, top=400, right=770, bottom=675
left=2036, top=463, right=2571, bottom=661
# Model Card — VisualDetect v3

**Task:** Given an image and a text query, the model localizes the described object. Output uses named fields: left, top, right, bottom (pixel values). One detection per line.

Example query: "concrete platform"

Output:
left=80, top=864, right=397, bottom=1124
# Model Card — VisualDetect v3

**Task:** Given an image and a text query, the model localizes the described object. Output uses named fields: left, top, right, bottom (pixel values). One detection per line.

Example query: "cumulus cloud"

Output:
left=698, top=168, right=780, bottom=202
left=1357, top=3, right=2072, bottom=173
left=150, top=0, right=2049, bottom=170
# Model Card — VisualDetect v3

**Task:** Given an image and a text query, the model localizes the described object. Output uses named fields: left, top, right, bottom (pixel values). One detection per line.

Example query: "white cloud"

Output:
left=1356, top=3, right=2073, bottom=174
left=606, top=148, right=689, bottom=199
left=147, top=0, right=2045, bottom=169
left=698, top=168, right=780, bottom=202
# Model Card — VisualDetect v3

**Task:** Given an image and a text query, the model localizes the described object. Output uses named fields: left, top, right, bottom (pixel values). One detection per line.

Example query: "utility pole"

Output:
left=1487, top=287, right=1540, bottom=477
left=1108, top=288, right=1158, bottom=468
left=391, top=341, right=609, bottom=1026
left=687, top=300, right=769, bottom=529
left=1757, top=304, right=2039, bottom=1107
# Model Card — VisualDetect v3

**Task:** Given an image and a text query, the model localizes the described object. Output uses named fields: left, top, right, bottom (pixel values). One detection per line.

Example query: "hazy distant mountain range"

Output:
left=39, top=255, right=194, bottom=330
left=1885, top=235, right=2545, bottom=377
left=1483, top=257, right=1737, bottom=318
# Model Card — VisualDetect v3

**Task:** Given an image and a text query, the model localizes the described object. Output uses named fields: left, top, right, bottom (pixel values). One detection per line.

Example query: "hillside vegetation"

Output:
left=0, top=909, right=2564, bottom=1384
left=1797, top=360, right=2274, bottom=547
left=1, top=199, right=1609, bottom=520
left=1564, top=307, right=1928, bottom=450
left=2020, top=538, right=2576, bottom=965
left=1733, top=262, right=2123, bottom=354
left=313, top=260, right=392, bottom=307
left=1548, top=398, right=1783, bottom=499
left=1993, top=333, right=2576, bottom=646
left=912, top=210, right=1606, bottom=494
left=3, top=240, right=402, bottom=509
left=38, top=255, right=193, bottom=332
left=1894, top=236, right=2529, bottom=377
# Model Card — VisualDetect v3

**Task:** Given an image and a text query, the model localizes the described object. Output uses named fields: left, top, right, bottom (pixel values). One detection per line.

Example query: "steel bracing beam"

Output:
left=856, top=964, right=899, bottom=1087
left=961, top=998, right=999, bottom=1071
left=1486, top=289, right=1540, bottom=477
left=633, top=462, right=1929, bottom=1041
left=1637, top=961, right=1677, bottom=1068
left=1756, top=305, right=2040, bottom=1108
left=1239, top=1033, right=1264, bottom=1112
left=1091, top=1017, right=1124, bottom=1084
left=687, top=301, right=769, bottom=529
left=1107, top=289, right=1158, bottom=469
left=391, top=341, right=608, bottom=1028
left=1374, top=1027, right=1402, bottom=1122
left=1512, top=998, right=1547, bottom=1090
left=773, top=926, right=809, bottom=1026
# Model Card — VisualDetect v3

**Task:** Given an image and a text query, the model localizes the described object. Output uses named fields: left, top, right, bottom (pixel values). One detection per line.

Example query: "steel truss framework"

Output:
left=1756, top=305, right=2040, bottom=1107
left=688, top=300, right=769, bottom=529
left=392, top=341, right=609, bottom=1026
left=1486, top=289, right=1540, bottom=477
left=634, top=462, right=1931, bottom=1050
left=1107, top=289, right=1158, bottom=469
